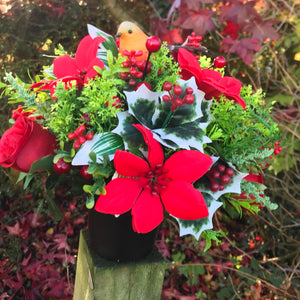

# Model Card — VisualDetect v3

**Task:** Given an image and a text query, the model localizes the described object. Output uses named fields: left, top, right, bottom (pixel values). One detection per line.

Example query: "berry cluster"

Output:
left=120, top=50, right=151, bottom=86
left=260, top=140, right=283, bottom=159
left=67, top=124, right=94, bottom=149
left=206, top=165, right=235, bottom=192
left=273, top=141, right=283, bottom=156
left=162, top=82, right=194, bottom=112
left=185, top=32, right=202, bottom=48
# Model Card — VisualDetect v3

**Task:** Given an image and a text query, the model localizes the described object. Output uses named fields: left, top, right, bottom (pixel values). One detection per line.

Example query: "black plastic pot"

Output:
left=88, top=209, right=158, bottom=262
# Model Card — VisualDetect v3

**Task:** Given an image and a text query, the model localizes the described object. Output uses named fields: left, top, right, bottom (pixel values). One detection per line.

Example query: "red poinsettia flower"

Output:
left=95, top=124, right=213, bottom=233
left=53, top=35, right=105, bottom=85
left=178, top=48, right=246, bottom=108
left=31, top=35, right=105, bottom=94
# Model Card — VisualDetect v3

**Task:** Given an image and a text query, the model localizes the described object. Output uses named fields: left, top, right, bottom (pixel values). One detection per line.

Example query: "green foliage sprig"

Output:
left=145, top=43, right=180, bottom=91
left=2, top=73, right=37, bottom=108
left=207, top=88, right=281, bottom=172
left=46, top=83, right=81, bottom=141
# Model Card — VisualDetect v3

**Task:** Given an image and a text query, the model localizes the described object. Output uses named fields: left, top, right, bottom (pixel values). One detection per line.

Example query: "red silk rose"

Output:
left=0, top=115, right=57, bottom=173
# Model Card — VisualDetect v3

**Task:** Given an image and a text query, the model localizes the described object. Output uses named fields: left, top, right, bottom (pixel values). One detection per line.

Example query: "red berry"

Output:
left=135, top=61, right=145, bottom=70
left=68, top=132, right=76, bottom=140
left=163, top=82, right=172, bottom=91
left=128, top=79, right=136, bottom=86
left=53, top=158, right=71, bottom=174
left=146, top=36, right=162, bottom=53
left=214, top=56, right=226, bottom=68
left=135, top=50, right=143, bottom=57
left=184, top=94, right=194, bottom=104
left=135, top=71, right=143, bottom=78
left=122, top=61, right=130, bottom=68
left=78, top=136, right=86, bottom=144
left=212, top=171, right=220, bottom=179
left=185, top=87, right=194, bottom=94
left=221, top=174, right=231, bottom=184
left=225, top=167, right=235, bottom=177
left=82, top=113, right=91, bottom=123
left=85, top=132, right=94, bottom=140
left=274, top=148, right=280, bottom=155
left=218, top=165, right=226, bottom=172
left=74, top=138, right=81, bottom=149
left=80, top=165, right=92, bottom=180
left=129, top=67, right=137, bottom=76
left=218, top=184, right=225, bottom=191
left=210, top=182, right=220, bottom=192
left=76, top=125, right=86, bottom=135
left=120, top=72, right=128, bottom=79
left=173, top=85, right=183, bottom=95
left=162, top=95, right=170, bottom=102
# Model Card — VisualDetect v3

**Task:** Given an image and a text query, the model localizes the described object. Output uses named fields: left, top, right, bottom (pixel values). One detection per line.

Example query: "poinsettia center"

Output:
left=79, top=70, right=87, bottom=80
left=144, top=165, right=169, bottom=195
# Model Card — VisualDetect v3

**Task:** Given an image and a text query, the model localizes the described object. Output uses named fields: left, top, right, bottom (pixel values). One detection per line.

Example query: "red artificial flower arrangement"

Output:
left=0, top=22, right=281, bottom=243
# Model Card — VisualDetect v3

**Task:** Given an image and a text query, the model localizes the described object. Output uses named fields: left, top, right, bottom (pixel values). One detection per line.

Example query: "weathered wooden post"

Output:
left=73, top=230, right=167, bottom=300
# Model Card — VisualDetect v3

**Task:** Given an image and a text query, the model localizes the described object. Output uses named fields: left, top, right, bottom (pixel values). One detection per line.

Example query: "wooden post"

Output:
left=73, top=230, right=167, bottom=300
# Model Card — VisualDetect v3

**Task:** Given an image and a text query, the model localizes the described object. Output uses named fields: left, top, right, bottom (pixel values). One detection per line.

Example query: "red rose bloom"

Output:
left=0, top=115, right=57, bottom=173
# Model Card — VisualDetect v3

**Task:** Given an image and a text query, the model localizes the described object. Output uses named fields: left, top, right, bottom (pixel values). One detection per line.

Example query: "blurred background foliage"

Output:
left=0, top=0, right=299, bottom=299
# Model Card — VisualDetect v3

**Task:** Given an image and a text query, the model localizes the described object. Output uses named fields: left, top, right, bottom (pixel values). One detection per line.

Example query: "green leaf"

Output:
left=23, top=174, right=34, bottom=190
left=86, top=195, right=95, bottom=209
left=72, top=133, right=124, bottom=165
left=16, top=172, right=27, bottom=183
left=87, top=24, right=118, bottom=57
left=29, top=155, right=54, bottom=173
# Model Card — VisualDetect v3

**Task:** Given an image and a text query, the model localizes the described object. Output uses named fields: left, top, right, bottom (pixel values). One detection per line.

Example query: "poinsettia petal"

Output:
left=244, top=173, right=264, bottom=184
left=84, top=58, right=105, bottom=83
left=114, top=149, right=149, bottom=177
left=178, top=48, right=203, bottom=80
left=131, top=189, right=164, bottom=233
left=75, top=35, right=105, bottom=71
left=161, top=180, right=208, bottom=220
left=95, top=177, right=141, bottom=214
left=133, top=124, right=164, bottom=167
left=164, top=150, right=213, bottom=183
left=53, top=55, right=78, bottom=79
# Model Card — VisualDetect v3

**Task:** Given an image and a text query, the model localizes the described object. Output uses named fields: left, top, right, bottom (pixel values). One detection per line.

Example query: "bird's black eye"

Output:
left=128, top=29, right=132, bottom=34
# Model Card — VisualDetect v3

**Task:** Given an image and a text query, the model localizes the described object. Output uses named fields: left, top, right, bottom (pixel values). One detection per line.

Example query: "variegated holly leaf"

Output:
left=87, top=24, right=119, bottom=68
left=197, top=159, right=248, bottom=201
left=176, top=192, right=223, bottom=240
left=113, top=77, right=211, bottom=152
left=72, top=132, right=124, bottom=165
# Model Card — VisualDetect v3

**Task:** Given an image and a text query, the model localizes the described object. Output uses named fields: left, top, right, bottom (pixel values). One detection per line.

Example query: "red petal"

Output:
left=114, top=150, right=149, bottom=177
left=95, top=178, right=141, bottom=215
left=131, top=189, right=164, bottom=233
left=85, top=58, right=105, bottom=83
left=75, top=35, right=105, bottom=71
left=164, top=150, right=213, bottom=183
left=132, top=124, right=164, bottom=167
left=244, top=173, right=264, bottom=184
left=53, top=55, right=78, bottom=78
left=161, top=181, right=208, bottom=220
